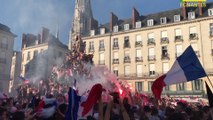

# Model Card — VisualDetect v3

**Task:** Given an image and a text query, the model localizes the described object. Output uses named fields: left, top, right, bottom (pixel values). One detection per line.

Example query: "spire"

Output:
left=68, top=0, right=93, bottom=50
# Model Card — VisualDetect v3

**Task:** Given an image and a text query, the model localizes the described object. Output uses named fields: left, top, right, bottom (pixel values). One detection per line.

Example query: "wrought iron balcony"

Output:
left=99, top=47, right=105, bottom=51
left=135, top=57, right=143, bottom=62
left=161, top=54, right=170, bottom=60
left=135, top=41, right=142, bottom=47
left=0, top=58, right=6, bottom=63
left=99, top=60, right=105, bottom=65
left=124, top=56, right=131, bottom=63
left=147, top=38, right=155, bottom=45
left=124, top=43, right=130, bottom=48
left=88, top=48, right=94, bottom=52
left=148, top=55, right=156, bottom=61
left=189, top=33, right=198, bottom=40
left=210, top=31, right=213, bottom=37
left=113, top=59, right=119, bottom=64
left=113, top=45, right=119, bottom=50
left=160, top=37, right=169, bottom=44
left=174, top=36, right=183, bottom=42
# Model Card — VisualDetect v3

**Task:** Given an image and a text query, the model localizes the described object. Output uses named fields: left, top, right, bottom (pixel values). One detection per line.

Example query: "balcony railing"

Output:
left=135, top=41, right=142, bottom=47
left=148, top=55, right=156, bottom=61
left=135, top=57, right=143, bottom=62
left=124, top=43, right=130, bottom=48
left=113, top=45, right=119, bottom=50
left=174, top=36, right=183, bottom=42
left=161, top=54, right=170, bottom=60
left=160, top=37, right=169, bottom=44
left=113, top=59, right=119, bottom=64
left=99, top=60, right=105, bottom=65
left=189, top=33, right=198, bottom=40
left=124, top=57, right=131, bottom=63
left=210, top=31, right=213, bottom=37
left=0, top=58, right=6, bottom=64
left=147, top=38, right=155, bottom=45
left=99, top=47, right=105, bottom=51
left=88, top=48, right=94, bottom=52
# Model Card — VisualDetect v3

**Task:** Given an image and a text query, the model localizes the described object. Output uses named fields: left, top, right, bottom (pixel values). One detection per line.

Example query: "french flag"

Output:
left=152, top=45, right=207, bottom=100
left=65, top=84, right=103, bottom=120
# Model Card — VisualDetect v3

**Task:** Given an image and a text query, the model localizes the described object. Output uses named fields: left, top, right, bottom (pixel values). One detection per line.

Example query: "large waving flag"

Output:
left=65, top=84, right=103, bottom=120
left=205, top=82, right=213, bottom=108
left=152, top=45, right=207, bottom=100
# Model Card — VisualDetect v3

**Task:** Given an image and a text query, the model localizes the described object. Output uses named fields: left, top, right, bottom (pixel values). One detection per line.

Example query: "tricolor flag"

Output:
left=152, top=45, right=207, bottom=100
left=205, top=82, right=213, bottom=108
left=65, top=84, right=103, bottom=120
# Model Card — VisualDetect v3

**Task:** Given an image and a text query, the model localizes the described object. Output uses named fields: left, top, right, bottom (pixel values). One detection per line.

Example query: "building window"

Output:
left=113, top=38, right=119, bottom=49
left=176, top=44, right=183, bottom=57
left=148, top=48, right=155, bottom=61
left=147, top=19, right=154, bottom=26
left=136, top=21, right=141, bottom=28
left=99, top=53, right=105, bottom=65
left=124, top=66, right=130, bottom=76
left=124, top=24, right=129, bottom=31
left=136, top=49, right=142, bottom=62
left=124, top=36, right=130, bottom=48
left=136, top=65, right=142, bottom=77
left=99, top=40, right=105, bottom=51
left=163, top=63, right=169, bottom=74
left=210, top=23, right=213, bottom=37
left=162, top=46, right=169, bottom=59
left=208, top=8, right=213, bottom=16
left=90, top=30, right=95, bottom=36
left=0, top=51, right=6, bottom=63
left=148, top=81, right=154, bottom=91
left=191, top=43, right=199, bottom=57
left=135, top=82, right=143, bottom=93
left=135, top=34, right=142, bottom=47
left=193, top=79, right=202, bottom=91
left=189, top=27, right=198, bottom=40
left=27, top=51, right=30, bottom=60
left=100, top=28, right=105, bottom=35
left=177, top=83, right=185, bottom=91
left=124, top=51, right=130, bottom=63
left=148, top=33, right=155, bottom=45
left=0, top=38, right=8, bottom=50
left=113, top=25, right=118, bottom=32
left=174, top=15, right=180, bottom=22
left=113, top=67, right=118, bottom=76
left=89, top=41, right=94, bottom=52
left=188, top=12, right=195, bottom=19
left=113, top=52, right=119, bottom=64
left=149, top=64, right=155, bottom=76
left=160, top=17, right=167, bottom=24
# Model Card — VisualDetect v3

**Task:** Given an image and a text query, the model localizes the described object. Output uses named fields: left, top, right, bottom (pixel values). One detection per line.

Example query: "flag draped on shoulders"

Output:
left=65, top=84, right=103, bottom=120
left=152, top=45, right=207, bottom=100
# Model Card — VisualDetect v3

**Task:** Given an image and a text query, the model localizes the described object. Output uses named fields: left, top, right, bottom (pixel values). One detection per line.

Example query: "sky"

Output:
left=0, top=0, right=213, bottom=51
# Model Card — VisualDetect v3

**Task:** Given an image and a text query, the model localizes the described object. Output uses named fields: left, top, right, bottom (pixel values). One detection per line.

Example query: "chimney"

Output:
left=89, top=18, right=98, bottom=30
left=41, top=27, right=49, bottom=43
left=110, top=12, right=118, bottom=32
left=132, top=7, right=140, bottom=28
left=22, top=34, right=27, bottom=49
left=182, top=3, right=187, bottom=19
left=198, top=3, right=203, bottom=16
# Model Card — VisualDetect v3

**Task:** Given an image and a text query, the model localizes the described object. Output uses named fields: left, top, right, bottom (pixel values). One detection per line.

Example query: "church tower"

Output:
left=69, top=0, right=95, bottom=50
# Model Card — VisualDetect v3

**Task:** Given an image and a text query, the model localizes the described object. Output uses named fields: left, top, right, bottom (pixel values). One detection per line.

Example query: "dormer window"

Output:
left=113, top=25, right=118, bottom=32
left=124, top=24, right=129, bottom=31
left=174, top=15, right=180, bottom=22
left=208, top=9, right=213, bottom=16
left=147, top=19, right=154, bottom=26
left=90, top=30, right=95, bottom=36
left=188, top=12, right=195, bottom=19
left=160, top=17, right=167, bottom=24
left=136, top=21, right=141, bottom=28
left=100, top=28, right=105, bottom=35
